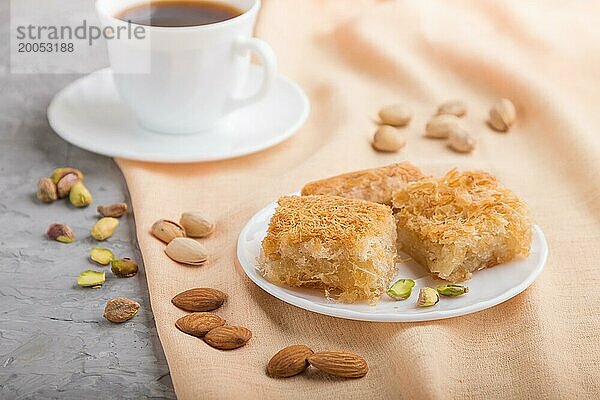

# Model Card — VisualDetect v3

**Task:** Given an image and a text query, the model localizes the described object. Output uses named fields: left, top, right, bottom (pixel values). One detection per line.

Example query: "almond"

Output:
left=171, top=288, right=227, bottom=312
left=175, top=312, right=225, bottom=338
left=203, top=325, right=252, bottom=350
left=307, top=351, right=368, bottom=378
left=267, top=345, right=314, bottom=378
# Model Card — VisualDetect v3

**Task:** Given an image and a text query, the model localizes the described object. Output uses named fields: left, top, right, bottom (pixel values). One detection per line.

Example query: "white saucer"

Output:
left=237, top=195, right=548, bottom=322
left=47, top=67, right=309, bottom=163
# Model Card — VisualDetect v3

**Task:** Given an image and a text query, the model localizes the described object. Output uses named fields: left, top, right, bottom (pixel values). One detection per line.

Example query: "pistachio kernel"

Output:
left=47, top=223, right=75, bottom=243
left=89, top=247, right=114, bottom=265
left=111, top=258, right=139, bottom=278
left=57, top=173, right=80, bottom=198
left=386, top=279, right=415, bottom=300
left=91, top=217, right=119, bottom=241
left=97, top=203, right=128, bottom=218
left=69, top=182, right=93, bottom=208
left=417, top=287, right=439, bottom=307
left=104, top=298, right=140, bottom=323
left=36, top=178, right=58, bottom=203
left=437, top=284, right=469, bottom=297
left=50, top=167, right=84, bottom=184
left=77, top=270, right=105, bottom=288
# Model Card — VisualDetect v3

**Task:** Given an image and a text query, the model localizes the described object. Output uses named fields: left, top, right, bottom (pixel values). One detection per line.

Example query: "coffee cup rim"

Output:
left=95, top=0, right=260, bottom=31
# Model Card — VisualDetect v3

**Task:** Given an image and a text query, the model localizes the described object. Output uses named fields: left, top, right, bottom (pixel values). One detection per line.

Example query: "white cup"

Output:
left=95, top=0, right=277, bottom=134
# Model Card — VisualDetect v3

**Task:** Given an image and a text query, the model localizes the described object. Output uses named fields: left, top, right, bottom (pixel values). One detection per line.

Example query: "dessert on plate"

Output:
left=392, top=169, right=532, bottom=282
left=301, top=162, right=423, bottom=205
left=259, top=195, right=397, bottom=303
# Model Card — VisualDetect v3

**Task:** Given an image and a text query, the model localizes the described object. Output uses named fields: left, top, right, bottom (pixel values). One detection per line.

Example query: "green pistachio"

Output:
left=47, top=223, right=75, bottom=243
left=50, top=167, right=84, bottom=184
left=91, top=217, right=119, bottom=241
left=417, top=287, right=439, bottom=307
left=69, top=182, right=92, bottom=207
left=386, top=279, right=415, bottom=300
left=77, top=270, right=105, bottom=288
left=437, top=284, right=469, bottom=297
left=111, top=258, right=138, bottom=278
left=89, top=247, right=114, bottom=265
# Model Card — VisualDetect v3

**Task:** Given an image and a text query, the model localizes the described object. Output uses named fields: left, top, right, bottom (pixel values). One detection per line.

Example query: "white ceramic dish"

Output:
left=47, top=66, right=309, bottom=163
left=237, top=196, right=548, bottom=322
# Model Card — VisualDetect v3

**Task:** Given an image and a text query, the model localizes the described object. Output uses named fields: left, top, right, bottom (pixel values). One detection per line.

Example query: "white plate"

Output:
left=47, top=67, right=309, bottom=163
left=237, top=196, right=548, bottom=322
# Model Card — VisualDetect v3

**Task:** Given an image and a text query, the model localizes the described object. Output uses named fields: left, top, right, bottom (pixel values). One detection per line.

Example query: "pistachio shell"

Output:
left=180, top=212, right=215, bottom=238
left=436, top=100, right=467, bottom=117
left=151, top=219, right=186, bottom=243
left=164, top=237, right=208, bottom=266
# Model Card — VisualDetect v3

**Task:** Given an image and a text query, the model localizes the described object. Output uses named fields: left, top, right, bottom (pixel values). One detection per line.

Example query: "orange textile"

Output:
left=117, top=1, right=600, bottom=398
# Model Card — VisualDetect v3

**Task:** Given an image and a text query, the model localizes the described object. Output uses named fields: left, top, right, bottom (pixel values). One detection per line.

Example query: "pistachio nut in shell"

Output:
left=47, top=223, right=75, bottom=243
left=50, top=167, right=84, bottom=184
left=104, top=298, right=140, bottom=323
left=386, top=279, right=415, bottom=300
left=417, top=287, right=439, bottom=307
left=77, top=270, right=105, bottom=288
left=425, top=114, right=462, bottom=139
left=111, top=257, right=138, bottom=277
left=36, top=178, right=58, bottom=203
left=57, top=173, right=80, bottom=198
left=171, top=288, right=227, bottom=312
left=378, top=104, right=412, bottom=127
left=69, top=182, right=92, bottom=207
left=489, top=98, right=516, bottom=132
left=97, top=203, right=128, bottom=218
left=91, top=217, right=119, bottom=241
left=90, top=247, right=114, bottom=265
left=164, top=237, right=207, bottom=266
left=151, top=219, right=186, bottom=243
left=436, top=100, right=467, bottom=117
left=175, top=312, right=225, bottom=338
left=179, top=212, right=215, bottom=238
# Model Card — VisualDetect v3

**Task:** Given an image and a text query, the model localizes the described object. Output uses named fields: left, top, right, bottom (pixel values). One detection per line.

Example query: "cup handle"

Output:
left=226, top=37, right=277, bottom=112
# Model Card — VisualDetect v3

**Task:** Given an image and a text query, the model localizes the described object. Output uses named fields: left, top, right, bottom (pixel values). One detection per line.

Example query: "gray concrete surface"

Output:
left=0, top=2, right=176, bottom=399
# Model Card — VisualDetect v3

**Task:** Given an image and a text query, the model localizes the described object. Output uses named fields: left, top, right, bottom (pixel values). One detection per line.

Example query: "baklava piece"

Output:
left=259, top=195, right=397, bottom=303
left=392, top=169, right=532, bottom=282
left=301, top=162, right=423, bottom=205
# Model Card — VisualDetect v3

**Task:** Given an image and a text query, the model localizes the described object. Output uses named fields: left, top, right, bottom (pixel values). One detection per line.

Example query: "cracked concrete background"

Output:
left=0, top=2, right=175, bottom=399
